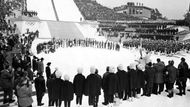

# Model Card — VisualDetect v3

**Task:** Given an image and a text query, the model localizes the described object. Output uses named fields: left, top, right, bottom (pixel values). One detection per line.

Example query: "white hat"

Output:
left=109, top=66, right=115, bottom=73
left=64, top=74, right=70, bottom=81
left=55, top=69, right=62, bottom=78
left=129, top=63, right=137, bottom=70
left=117, top=64, right=123, bottom=70
left=137, top=64, right=145, bottom=71
left=77, top=67, right=83, bottom=74
left=90, top=66, right=96, bottom=74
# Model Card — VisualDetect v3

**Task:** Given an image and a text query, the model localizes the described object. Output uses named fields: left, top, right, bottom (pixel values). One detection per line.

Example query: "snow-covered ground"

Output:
left=12, top=39, right=189, bottom=107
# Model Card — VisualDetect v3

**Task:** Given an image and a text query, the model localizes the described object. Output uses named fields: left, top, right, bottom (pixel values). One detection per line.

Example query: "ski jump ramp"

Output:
left=27, top=0, right=84, bottom=22
left=26, top=0, right=101, bottom=39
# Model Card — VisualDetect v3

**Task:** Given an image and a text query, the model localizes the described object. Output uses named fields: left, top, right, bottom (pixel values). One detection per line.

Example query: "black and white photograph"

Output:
left=0, top=0, right=190, bottom=107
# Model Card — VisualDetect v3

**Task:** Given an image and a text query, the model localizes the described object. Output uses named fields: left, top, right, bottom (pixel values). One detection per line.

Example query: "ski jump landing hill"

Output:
left=17, top=0, right=100, bottom=40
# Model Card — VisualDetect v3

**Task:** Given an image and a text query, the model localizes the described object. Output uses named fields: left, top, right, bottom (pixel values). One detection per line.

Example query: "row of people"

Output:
left=123, top=38, right=190, bottom=54
left=39, top=57, right=190, bottom=107
left=36, top=38, right=120, bottom=54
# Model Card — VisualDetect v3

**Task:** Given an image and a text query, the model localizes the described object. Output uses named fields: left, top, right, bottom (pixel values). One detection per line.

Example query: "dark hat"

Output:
left=47, top=62, right=51, bottom=65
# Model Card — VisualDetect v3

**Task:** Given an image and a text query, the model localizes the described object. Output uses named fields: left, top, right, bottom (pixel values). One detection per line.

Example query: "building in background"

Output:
left=113, top=2, right=152, bottom=20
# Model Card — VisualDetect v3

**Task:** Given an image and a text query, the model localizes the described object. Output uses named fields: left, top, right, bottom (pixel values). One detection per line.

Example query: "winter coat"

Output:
left=73, top=74, right=85, bottom=96
left=34, top=76, right=46, bottom=96
left=102, top=71, right=109, bottom=92
left=128, top=69, right=137, bottom=89
left=32, top=59, right=38, bottom=71
left=178, top=62, right=189, bottom=81
left=144, top=66, right=155, bottom=88
left=125, top=72, right=130, bottom=91
left=17, top=84, right=33, bottom=107
left=96, top=74, right=102, bottom=95
left=52, top=78, right=62, bottom=100
left=37, top=61, right=44, bottom=74
left=46, top=78, right=54, bottom=100
left=166, top=65, right=178, bottom=83
left=136, top=69, right=145, bottom=88
left=0, top=69, right=13, bottom=88
left=27, top=68, right=33, bottom=81
left=154, top=62, right=165, bottom=83
left=105, top=73, right=118, bottom=95
left=85, top=74, right=101, bottom=96
left=46, top=66, right=51, bottom=79
left=61, top=80, right=74, bottom=101
left=116, top=70, right=127, bottom=92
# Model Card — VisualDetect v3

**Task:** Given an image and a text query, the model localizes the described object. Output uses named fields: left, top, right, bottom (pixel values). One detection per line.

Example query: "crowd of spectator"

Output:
left=22, top=11, right=38, bottom=17
left=36, top=38, right=121, bottom=54
left=74, top=0, right=139, bottom=21
left=123, top=38, right=190, bottom=54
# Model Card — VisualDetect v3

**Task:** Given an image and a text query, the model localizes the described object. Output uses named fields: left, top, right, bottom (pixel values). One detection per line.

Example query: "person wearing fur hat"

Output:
left=62, top=75, right=74, bottom=107
left=46, top=62, right=51, bottom=80
left=52, top=68, right=63, bottom=107
left=144, top=62, right=155, bottom=97
left=105, top=66, right=118, bottom=107
left=34, top=72, right=46, bottom=106
left=177, top=57, right=189, bottom=96
left=16, top=77, right=33, bottom=107
left=85, top=66, right=101, bottom=107
left=102, top=66, right=110, bottom=105
left=128, top=63, right=137, bottom=101
left=165, top=60, right=178, bottom=98
left=116, top=64, right=127, bottom=101
left=73, top=67, right=85, bottom=106
left=152, top=58, right=165, bottom=95
left=136, top=64, right=145, bottom=97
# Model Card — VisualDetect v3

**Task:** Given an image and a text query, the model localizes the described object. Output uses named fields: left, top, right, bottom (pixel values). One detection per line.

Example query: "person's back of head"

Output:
left=106, top=66, right=110, bottom=72
left=157, top=58, right=161, bottom=63
left=181, top=57, right=185, bottom=62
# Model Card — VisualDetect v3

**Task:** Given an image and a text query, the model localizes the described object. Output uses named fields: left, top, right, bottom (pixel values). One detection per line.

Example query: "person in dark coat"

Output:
left=144, top=62, right=155, bottom=96
left=123, top=66, right=130, bottom=100
left=85, top=66, right=101, bottom=107
left=34, top=72, right=46, bottom=106
left=136, top=64, right=145, bottom=97
left=102, top=66, right=110, bottom=105
left=62, top=75, right=74, bottom=107
left=45, top=62, right=51, bottom=80
left=95, top=69, right=102, bottom=107
left=73, top=67, right=85, bottom=106
left=0, top=65, right=15, bottom=104
left=46, top=74, right=55, bottom=106
left=153, top=58, right=165, bottom=94
left=32, top=56, right=37, bottom=72
left=177, top=57, right=189, bottom=96
left=37, top=58, right=44, bottom=75
left=128, top=63, right=137, bottom=100
left=165, top=60, right=178, bottom=98
left=105, top=66, right=118, bottom=106
left=53, top=68, right=63, bottom=107
left=116, top=64, right=127, bottom=100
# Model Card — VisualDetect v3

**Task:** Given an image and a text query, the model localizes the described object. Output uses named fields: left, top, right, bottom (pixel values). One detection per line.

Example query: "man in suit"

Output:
left=34, top=72, right=46, bottom=106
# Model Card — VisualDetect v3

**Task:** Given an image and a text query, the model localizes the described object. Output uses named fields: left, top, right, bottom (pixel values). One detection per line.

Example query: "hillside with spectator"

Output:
left=74, top=0, right=139, bottom=21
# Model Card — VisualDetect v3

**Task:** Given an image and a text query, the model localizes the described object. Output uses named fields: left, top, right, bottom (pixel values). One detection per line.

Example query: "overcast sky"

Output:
left=96, top=0, right=190, bottom=19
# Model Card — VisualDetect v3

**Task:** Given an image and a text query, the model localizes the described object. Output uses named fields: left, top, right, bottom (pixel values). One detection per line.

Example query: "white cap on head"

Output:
left=64, top=74, right=70, bottom=81
left=90, top=66, right=96, bottom=74
left=118, top=64, right=123, bottom=70
left=55, top=69, right=62, bottom=78
left=137, top=64, right=145, bottom=71
left=77, top=67, right=83, bottom=74
left=129, top=63, right=137, bottom=70
left=109, top=66, right=115, bottom=73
